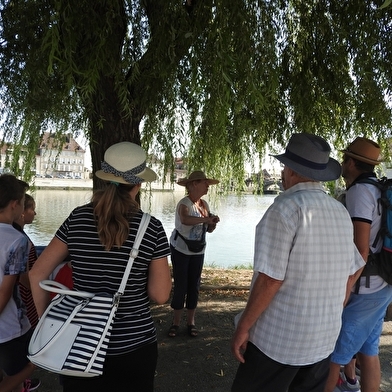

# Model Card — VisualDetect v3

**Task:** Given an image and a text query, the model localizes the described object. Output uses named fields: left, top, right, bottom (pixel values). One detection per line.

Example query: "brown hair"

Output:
left=24, top=194, right=35, bottom=210
left=92, top=183, right=139, bottom=250
left=351, top=158, right=375, bottom=173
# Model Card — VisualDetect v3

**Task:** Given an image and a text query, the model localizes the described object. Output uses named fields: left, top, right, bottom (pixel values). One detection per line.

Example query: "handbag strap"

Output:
left=117, top=213, right=151, bottom=295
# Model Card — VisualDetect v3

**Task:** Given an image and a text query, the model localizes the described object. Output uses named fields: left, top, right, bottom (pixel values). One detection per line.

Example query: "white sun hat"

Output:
left=95, top=142, right=157, bottom=184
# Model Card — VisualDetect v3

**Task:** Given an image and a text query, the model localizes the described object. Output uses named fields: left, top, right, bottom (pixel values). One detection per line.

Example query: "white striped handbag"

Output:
left=28, top=213, right=151, bottom=377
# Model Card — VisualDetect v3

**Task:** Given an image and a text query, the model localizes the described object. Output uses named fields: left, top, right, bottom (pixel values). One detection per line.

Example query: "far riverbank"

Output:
left=33, top=177, right=93, bottom=190
left=32, top=177, right=185, bottom=191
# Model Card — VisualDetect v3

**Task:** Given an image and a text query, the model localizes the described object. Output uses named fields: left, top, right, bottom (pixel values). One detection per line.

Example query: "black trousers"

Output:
left=170, top=245, right=204, bottom=310
left=231, top=342, right=330, bottom=392
left=63, top=342, right=158, bottom=392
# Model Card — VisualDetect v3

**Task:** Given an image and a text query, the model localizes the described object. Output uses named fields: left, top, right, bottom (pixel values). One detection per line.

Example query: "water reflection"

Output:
left=25, top=189, right=275, bottom=268
left=25, top=189, right=92, bottom=245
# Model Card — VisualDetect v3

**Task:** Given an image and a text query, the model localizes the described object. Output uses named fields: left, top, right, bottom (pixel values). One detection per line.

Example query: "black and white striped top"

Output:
left=55, top=203, right=170, bottom=355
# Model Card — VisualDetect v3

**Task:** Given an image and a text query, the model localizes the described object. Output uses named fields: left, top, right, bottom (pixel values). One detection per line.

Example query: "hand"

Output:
left=207, top=214, right=219, bottom=232
left=208, top=214, right=220, bottom=224
left=231, top=327, right=249, bottom=363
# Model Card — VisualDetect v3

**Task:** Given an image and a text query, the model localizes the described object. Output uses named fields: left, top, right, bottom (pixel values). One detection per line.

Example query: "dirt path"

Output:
left=32, top=268, right=392, bottom=391
left=153, top=291, right=247, bottom=391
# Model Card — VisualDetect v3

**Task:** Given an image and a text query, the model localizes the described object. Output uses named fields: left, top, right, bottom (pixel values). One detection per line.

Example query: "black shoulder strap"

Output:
left=175, top=229, right=186, bottom=242
left=175, top=228, right=206, bottom=242
left=348, top=172, right=379, bottom=190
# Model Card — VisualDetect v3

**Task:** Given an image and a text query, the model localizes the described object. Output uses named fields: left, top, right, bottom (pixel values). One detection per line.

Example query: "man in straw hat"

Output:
left=324, top=137, right=392, bottom=392
left=231, top=133, right=364, bottom=392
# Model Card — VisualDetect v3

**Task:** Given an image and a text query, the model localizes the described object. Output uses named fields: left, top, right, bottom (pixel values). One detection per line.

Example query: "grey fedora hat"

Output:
left=271, top=133, right=341, bottom=181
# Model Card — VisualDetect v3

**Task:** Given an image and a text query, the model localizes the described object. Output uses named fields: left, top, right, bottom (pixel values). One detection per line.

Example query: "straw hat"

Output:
left=341, top=137, right=382, bottom=165
left=177, top=171, right=219, bottom=186
left=271, top=133, right=341, bottom=181
left=95, top=142, right=157, bottom=184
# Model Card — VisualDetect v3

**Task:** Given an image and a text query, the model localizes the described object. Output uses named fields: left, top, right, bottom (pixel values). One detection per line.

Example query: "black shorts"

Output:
left=0, top=329, right=33, bottom=376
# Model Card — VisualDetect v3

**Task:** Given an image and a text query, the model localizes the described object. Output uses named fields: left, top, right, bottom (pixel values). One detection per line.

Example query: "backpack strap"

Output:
left=347, top=172, right=378, bottom=188
left=354, top=252, right=379, bottom=293
left=349, top=174, right=383, bottom=291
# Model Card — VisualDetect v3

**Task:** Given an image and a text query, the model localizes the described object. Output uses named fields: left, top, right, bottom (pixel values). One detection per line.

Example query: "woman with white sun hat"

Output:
left=30, top=142, right=172, bottom=392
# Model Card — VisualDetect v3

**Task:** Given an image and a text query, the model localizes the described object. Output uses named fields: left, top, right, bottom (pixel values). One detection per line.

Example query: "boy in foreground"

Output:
left=0, top=174, right=39, bottom=392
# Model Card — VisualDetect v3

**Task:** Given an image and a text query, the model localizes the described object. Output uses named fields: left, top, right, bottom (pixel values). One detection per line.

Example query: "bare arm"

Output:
left=0, top=275, right=18, bottom=314
left=342, top=220, right=371, bottom=304
left=231, top=272, right=283, bottom=363
left=29, top=237, right=69, bottom=316
left=178, top=203, right=217, bottom=226
left=147, top=256, right=172, bottom=304
left=353, top=220, right=371, bottom=262
left=344, top=269, right=364, bottom=305
left=19, top=271, right=30, bottom=289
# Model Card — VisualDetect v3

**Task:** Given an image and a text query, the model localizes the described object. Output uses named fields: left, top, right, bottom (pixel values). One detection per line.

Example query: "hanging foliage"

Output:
left=0, top=0, right=391, bottom=189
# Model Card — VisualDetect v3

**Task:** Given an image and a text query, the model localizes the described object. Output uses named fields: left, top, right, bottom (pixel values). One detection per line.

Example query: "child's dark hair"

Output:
left=24, top=194, right=35, bottom=209
left=0, top=174, right=29, bottom=210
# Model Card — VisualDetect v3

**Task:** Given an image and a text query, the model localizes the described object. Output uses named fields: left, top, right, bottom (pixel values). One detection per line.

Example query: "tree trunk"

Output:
left=86, top=75, right=143, bottom=190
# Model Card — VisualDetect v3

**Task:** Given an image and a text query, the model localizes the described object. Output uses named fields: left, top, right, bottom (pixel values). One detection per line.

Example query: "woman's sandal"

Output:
left=187, top=324, right=198, bottom=337
left=168, top=325, right=179, bottom=337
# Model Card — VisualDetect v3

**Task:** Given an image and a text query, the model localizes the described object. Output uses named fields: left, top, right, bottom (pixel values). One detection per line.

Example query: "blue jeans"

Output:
left=170, top=245, right=204, bottom=310
left=331, top=284, right=392, bottom=364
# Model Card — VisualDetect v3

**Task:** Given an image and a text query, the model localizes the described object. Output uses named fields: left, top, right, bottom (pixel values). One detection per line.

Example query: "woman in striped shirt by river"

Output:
left=30, top=142, right=172, bottom=392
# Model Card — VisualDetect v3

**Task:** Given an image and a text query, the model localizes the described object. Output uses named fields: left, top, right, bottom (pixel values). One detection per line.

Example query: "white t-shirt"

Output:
left=346, top=179, right=387, bottom=294
left=169, top=196, right=209, bottom=255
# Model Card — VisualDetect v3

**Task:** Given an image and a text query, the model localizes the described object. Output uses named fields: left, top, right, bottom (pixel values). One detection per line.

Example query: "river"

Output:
left=24, top=189, right=276, bottom=268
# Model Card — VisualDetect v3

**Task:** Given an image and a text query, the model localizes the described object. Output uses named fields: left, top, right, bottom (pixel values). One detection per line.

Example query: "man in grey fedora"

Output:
left=231, top=133, right=365, bottom=392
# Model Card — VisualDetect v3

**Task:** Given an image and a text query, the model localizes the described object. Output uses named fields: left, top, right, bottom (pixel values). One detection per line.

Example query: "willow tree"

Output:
left=1, top=1, right=392, bottom=189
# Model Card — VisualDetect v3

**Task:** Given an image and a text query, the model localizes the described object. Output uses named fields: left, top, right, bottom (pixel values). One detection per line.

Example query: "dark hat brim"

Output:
left=272, top=154, right=341, bottom=182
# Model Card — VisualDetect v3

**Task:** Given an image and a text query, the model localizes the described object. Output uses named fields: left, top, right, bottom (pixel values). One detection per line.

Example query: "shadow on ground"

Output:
left=152, top=296, right=245, bottom=392
left=32, top=291, right=246, bottom=392
left=30, top=288, right=392, bottom=392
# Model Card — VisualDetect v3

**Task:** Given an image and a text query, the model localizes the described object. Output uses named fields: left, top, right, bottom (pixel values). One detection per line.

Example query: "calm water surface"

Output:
left=25, top=189, right=276, bottom=268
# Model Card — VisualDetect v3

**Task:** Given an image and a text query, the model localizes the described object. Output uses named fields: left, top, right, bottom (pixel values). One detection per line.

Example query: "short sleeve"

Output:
left=149, top=217, right=170, bottom=260
left=5, top=235, right=29, bottom=275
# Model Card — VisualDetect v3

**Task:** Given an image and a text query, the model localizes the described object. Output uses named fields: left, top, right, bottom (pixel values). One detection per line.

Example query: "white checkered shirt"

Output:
left=248, top=182, right=365, bottom=365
